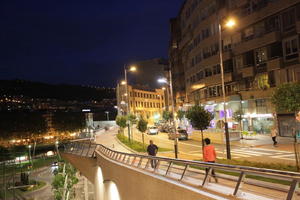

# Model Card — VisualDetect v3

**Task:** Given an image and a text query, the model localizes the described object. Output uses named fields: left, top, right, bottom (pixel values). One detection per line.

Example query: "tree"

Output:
left=272, top=83, right=300, bottom=114
left=137, top=118, right=148, bottom=149
left=177, top=110, right=185, bottom=121
left=272, top=82, right=300, bottom=171
left=127, top=114, right=137, bottom=140
left=162, top=110, right=173, bottom=124
left=233, top=109, right=244, bottom=138
left=186, top=105, right=213, bottom=156
left=116, top=115, right=127, bottom=135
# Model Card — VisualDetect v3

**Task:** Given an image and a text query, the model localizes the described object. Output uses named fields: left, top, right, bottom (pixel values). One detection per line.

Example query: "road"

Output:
left=129, top=129, right=296, bottom=165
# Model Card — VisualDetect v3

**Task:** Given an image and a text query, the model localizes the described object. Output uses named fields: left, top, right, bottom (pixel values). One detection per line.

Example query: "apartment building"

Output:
left=169, top=0, right=300, bottom=136
left=116, top=84, right=165, bottom=124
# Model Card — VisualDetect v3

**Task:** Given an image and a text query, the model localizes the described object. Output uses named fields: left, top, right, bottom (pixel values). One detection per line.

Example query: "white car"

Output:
left=147, top=126, right=159, bottom=135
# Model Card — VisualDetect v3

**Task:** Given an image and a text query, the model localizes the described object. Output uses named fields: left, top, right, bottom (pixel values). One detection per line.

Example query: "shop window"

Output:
left=235, top=55, right=243, bottom=69
left=283, top=36, right=299, bottom=61
left=255, top=47, right=267, bottom=65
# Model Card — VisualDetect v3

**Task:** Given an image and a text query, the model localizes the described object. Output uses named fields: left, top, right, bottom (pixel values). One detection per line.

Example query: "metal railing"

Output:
left=62, top=140, right=300, bottom=200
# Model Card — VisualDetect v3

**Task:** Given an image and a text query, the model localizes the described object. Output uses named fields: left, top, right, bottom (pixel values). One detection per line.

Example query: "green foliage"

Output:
left=177, top=110, right=186, bottom=121
left=186, top=105, right=213, bottom=131
left=117, top=134, right=171, bottom=152
left=233, top=109, right=243, bottom=123
left=137, top=118, right=148, bottom=133
left=272, top=83, right=300, bottom=113
left=116, top=115, right=127, bottom=129
left=52, top=162, right=78, bottom=200
left=127, top=114, right=137, bottom=124
left=162, top=110, right=173, bottom=122
left=52, top=112, right=85, bottom=133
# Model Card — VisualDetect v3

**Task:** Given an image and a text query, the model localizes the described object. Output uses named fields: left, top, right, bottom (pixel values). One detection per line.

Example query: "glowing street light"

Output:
left=124, top=64, right=137, bottom=142
left=218, top=17, right=237, bottom=160
left=225, top=18, right=236, bottom=28
left=121, top=81, right=126, bottom=85
left=157, top=74, right=178, bottom=159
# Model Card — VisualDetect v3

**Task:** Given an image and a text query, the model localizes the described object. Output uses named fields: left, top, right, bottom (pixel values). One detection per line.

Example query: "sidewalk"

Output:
left=231, top=134, right=297, bottom=152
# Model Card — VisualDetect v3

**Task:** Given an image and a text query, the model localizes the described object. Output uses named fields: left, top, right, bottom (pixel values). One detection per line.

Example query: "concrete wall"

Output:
left=96, top=151, right=222, bottom=200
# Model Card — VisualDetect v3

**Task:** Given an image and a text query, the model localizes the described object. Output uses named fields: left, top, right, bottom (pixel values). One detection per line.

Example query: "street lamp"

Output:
left=124, top=65, right=137, bottom=142
left=219, top=17, right=236, bottom=160
left=158, top=71, right=178, bottom=159
left=105, top=111, right=110, bottom=121
left=28, top=145, right=33, bottom=166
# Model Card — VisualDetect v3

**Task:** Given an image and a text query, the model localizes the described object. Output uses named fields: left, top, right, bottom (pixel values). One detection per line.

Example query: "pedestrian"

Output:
left=203, top=138, right=218, bottom=182
left=271, top=127, right=278, bottom=146
left=147, top=140, right=158, bottom=168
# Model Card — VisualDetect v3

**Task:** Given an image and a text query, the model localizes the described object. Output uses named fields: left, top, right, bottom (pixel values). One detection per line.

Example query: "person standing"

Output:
left=147, top=140, right=158, bottom=168
left=203, top=138, right=218, bottom=182
left=271, top=127, right=278, bottom=146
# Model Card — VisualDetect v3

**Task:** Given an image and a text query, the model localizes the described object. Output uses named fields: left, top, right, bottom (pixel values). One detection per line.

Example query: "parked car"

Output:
left=147, top=126, right=159, bottom=135
left=168, top=129, right=188, bottom=140
left=159, top=124, right=171, bottom=132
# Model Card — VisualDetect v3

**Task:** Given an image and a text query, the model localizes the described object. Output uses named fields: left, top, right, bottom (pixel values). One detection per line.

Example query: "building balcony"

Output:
left=267, top=57, right=282, bottom=71
left=239, top=66, right=255, bottom=78
left=233, top=31, right=281, bottom=55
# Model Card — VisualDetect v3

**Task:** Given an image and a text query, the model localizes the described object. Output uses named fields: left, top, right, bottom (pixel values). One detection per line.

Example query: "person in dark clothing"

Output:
left=147, top=140, right=158, bottom=168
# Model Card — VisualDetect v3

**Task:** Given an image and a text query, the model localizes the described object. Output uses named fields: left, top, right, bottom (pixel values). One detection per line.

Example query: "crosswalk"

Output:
left=187, top=147, right=295, bottom=161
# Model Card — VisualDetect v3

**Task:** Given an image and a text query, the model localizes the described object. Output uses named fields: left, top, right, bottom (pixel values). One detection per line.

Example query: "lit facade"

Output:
left=116, top=84, right=165, bottom=124
left=170, top=0, right=300, bottom=136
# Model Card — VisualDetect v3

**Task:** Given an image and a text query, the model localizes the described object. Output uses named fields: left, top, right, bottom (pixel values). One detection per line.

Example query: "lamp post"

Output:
left=123, top=65, right=137, bottom=142
left=105, top=111, right=110, bottom=121
left=218, top=17, right=236, bottom=160
left=158, top=68, right=178, bottom=158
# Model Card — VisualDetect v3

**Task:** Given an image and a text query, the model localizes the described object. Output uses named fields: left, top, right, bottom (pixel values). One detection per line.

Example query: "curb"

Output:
left=114, top=136, right=141, bottom=155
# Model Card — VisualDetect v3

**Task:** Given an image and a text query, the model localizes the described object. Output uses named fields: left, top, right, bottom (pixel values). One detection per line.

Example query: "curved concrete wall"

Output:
left=96, top=151, right=227, bottom=200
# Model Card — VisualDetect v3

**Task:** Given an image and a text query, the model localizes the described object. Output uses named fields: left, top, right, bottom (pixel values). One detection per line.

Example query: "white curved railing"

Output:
left=63, top=140, right=300, bottom=200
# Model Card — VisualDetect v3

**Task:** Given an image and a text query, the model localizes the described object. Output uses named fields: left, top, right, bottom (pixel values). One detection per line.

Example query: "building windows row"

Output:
left=131, top=101, right=164, bottom=109
left=131, top=92, right=163, bottom=100
left=192, top=83, right=237, bottom=101
left=235, top=36, right=299, bottom=70
left=190, top=43, right=219, bottom=67
left=188, top=64, right=221, bottom=84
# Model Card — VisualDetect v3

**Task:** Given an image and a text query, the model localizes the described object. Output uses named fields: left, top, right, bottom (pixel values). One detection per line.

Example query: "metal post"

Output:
left=218, top=19, right=231, bottom=160
left=169, top=68, right=178, bottom=159
left=124, top=66, right=131, bottom=142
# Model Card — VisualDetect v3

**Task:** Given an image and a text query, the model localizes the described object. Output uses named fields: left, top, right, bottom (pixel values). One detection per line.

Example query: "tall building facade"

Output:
left=116, top=84, right=165, bottom=124
left=170, top=0, right=300, bottom=136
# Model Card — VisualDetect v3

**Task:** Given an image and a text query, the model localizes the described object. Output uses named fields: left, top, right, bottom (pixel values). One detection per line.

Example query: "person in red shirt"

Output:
left=203, top=138, right=218, bottom=182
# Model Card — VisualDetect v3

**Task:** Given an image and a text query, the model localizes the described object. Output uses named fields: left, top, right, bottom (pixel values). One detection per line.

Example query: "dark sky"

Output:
left=0, top=0, right=183, bottom=87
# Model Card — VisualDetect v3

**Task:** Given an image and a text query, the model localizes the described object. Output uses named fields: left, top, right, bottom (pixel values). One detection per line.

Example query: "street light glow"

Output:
left=129, top=66, right=137, bottom=72
left=162, top=87, right=166, bottom=90
left=225, top=18, right=236, bottom=28
left=121, top=81, right=126, bottom=85
left=157, top=78, right=168, bottom=84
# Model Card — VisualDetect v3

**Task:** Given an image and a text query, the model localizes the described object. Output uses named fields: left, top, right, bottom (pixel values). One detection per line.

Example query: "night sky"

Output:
left=0, top=0, right=183, bottom=87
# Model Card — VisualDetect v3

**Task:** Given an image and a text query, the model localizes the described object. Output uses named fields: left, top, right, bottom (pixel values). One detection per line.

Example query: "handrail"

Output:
left=62, top=140, right=300, bottom=200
